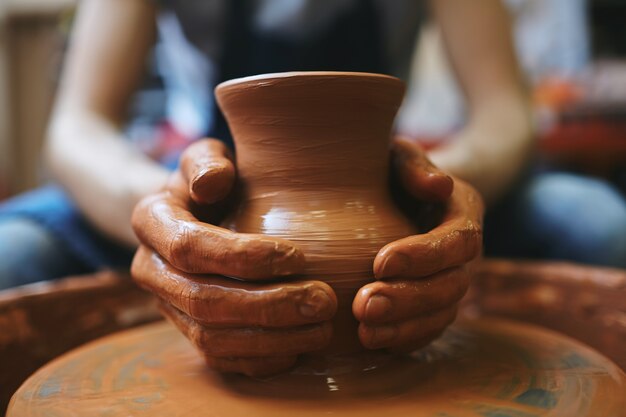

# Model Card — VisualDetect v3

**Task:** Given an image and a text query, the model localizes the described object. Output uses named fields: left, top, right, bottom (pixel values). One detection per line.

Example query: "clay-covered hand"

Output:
left=353, top=138, right=484, bottom=352
left=131, top=139, right=337, bottom=376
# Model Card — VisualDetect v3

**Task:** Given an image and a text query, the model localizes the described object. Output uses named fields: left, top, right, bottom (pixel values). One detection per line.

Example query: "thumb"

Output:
left=392, top=136, right=453, bottom=202
left=180, top=138, right=236, bottom=205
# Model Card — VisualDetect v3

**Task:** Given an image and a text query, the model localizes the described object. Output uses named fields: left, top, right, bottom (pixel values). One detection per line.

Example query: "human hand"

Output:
left=131, top=139, right=337, bottom=376
left=353, top=138, right=484, bottom=352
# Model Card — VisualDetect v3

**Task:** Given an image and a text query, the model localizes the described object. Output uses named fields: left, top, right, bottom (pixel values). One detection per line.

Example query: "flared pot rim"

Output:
left=215, top=71, right=403, bottom=92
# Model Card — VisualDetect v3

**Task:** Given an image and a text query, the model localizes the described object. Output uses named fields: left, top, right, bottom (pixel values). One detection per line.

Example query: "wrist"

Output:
left=428, top=101, right=534, bottom=204
left=126, top=158, right=170, bottom=208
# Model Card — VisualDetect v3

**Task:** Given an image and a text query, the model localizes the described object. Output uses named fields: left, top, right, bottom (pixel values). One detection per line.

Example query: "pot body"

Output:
left=216, top=72, right=418, bottom=354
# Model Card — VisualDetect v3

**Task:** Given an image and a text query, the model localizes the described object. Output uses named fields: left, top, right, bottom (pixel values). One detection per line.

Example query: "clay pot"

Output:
left=215, top=72, right=418, bottom=355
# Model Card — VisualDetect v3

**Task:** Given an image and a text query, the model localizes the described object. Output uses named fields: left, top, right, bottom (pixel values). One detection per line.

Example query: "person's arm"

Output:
left=427, top=0, right=534, bottom=204
left=45, top=0, right=169, bottom=246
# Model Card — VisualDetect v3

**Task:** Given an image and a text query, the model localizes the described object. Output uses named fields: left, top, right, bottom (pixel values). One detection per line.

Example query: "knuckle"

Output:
left=223, top=239, right=255, bottom=275
left=459, top=221, right=483, bottom=259
left=190, top=326, right=226, bottom=357
left=230, top=238, right=252, bottom=261
left=180, top=282, right=203, bottom=318
left=168, top=226, right=195, bottom=272
left=131, top=194, right=157, bottom=232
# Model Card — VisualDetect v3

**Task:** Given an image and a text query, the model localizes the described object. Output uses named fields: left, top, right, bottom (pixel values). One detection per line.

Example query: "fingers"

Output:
left=132, top=138, right=303, bottom=279
left=353, top=266, right=470, bottom=325
left=180, top=139, right=236, bottom=205
left=392, top=137, right=453, bottom=202
left=131, top=190, right=305, bottom=279
left=160, top=302, right=333, bottom=357
left=374, top=179, right=483, bottom=279
left=132, top=246, right=337, bottom=327
left=359, top=306, right=457, bottom=350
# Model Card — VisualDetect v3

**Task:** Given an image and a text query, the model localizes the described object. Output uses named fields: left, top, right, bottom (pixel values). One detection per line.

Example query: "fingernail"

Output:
left=366, top=295, right=392, bottom=321
left=372, top=326, right=397, bottom=346
left=300, top=290, right=333, bottom=319
left=427, top=172, right=454, bottom=197
left=379, top=252, right=411, bottom=278
left=427, top=170, right=451, bottom=182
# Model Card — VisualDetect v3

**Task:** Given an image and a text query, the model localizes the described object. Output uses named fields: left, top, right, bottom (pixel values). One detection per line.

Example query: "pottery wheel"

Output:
left=8, top=318, right=626, bottom=417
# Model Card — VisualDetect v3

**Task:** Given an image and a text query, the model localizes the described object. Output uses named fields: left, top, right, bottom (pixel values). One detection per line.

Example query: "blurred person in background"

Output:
left=1, top=0, right=598, bottom=304
left=2, top=0, right=624, bottom=295
left=400, top=0, right=626, bottom=268
left=2, top=1, right=524, bottom=365
left=0, top=0, right=531, bottom=293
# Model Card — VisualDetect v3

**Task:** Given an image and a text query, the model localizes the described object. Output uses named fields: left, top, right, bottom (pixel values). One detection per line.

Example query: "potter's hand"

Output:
left=354, top=138, right=483, bottom=352
left=131, top=139, right=337, bottom=376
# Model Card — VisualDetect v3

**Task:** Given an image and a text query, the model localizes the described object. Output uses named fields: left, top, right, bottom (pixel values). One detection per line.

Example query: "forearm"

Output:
left=428, top=0, right=534, bottom=204
left=428, top=94, right=534, bottom=204
left=46, top=107, right=169, bottom=246
left=41, top=0, right=162, bottom=246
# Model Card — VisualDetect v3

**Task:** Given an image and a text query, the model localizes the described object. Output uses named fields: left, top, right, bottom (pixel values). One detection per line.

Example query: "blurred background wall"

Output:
left=0, top=0, right=73, bottom=198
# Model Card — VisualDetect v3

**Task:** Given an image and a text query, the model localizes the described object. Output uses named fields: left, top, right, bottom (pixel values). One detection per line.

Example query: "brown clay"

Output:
left=215, top=72, right=419, bottom=354
left=8, top=318, right=626, bottom=416
left=132, top=245, right=336, bottom=375
left=131, top=72, right=482, bottom=375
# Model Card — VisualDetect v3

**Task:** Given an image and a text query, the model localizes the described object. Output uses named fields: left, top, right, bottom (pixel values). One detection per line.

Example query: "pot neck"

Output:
left=216, top=73, right=405, bottom=195
left=233, top=127, right=392, bottom=195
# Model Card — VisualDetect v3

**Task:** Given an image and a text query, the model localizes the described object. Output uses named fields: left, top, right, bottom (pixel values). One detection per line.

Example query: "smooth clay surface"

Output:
left=216, top=72, right=418, bottom=353
left=8, top=318, right=626, bottom=417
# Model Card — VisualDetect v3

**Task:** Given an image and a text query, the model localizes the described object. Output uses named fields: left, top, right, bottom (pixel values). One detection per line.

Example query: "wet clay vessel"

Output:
left=215, top=72, right=418, bottom=354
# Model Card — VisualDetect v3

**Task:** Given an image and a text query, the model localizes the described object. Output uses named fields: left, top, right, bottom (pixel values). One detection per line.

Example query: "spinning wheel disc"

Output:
left=8, top=318, right=626, bottom=417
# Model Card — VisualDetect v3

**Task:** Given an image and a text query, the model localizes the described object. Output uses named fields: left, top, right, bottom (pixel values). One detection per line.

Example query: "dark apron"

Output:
left=209, top=0, right=387, bottom=146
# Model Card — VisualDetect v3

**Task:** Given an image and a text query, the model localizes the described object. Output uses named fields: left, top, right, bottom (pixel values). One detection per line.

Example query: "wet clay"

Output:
left=215, top=72, right=418, bottom=354
left=130, top=72, right=478, bottom=376
left=8, top=318, right=626, bottom=417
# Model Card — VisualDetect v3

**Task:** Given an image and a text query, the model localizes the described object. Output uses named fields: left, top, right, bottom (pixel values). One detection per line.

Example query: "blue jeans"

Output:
left=0, top=217, right=90, bottom=289
left=0, top=185, right=134, bottom=290
left=484, top=172, right=626, bottom=268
